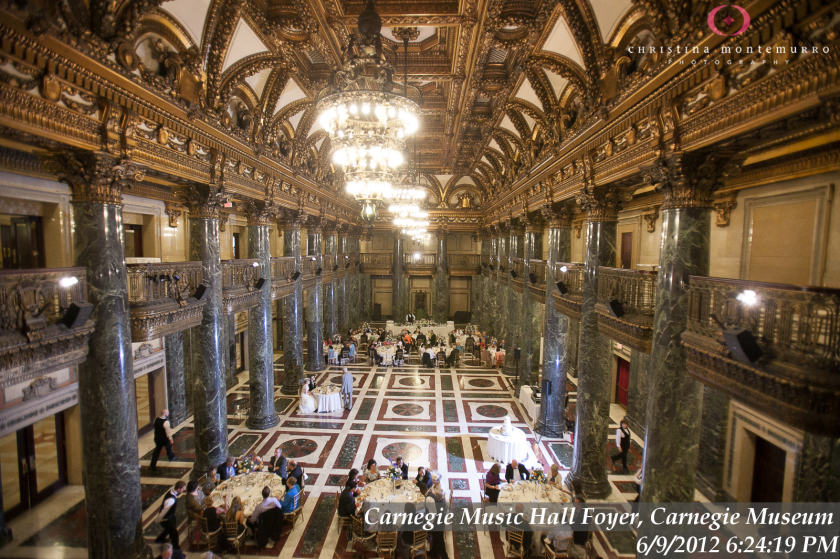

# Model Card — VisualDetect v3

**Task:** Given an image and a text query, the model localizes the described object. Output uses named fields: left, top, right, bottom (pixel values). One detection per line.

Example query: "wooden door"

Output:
left=620, top=232, right=633, bottom=269
left=751, top=436, right=786, bottom=502
left=616, top=358, right=630, bottom=407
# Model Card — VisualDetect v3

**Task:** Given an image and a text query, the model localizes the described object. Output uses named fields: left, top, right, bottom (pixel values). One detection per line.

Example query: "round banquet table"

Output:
left=312, top=386, right=342, bottom=412
left=356, top=478, right=427, bottom=512
left=210, top=472, right=286, bottom=516
left=376, top=346, right=397, bottom=365
left=498, top=481, right=573, bottom=555
left=487, top=425, right=528, bottom=464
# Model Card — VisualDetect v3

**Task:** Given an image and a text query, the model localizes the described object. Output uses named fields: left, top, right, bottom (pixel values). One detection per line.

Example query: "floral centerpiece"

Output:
left=386, top=464, right=403, bottom=481
left=238, top=455, right=254, bottom=473
left=531, top=466, right=547, bottom=485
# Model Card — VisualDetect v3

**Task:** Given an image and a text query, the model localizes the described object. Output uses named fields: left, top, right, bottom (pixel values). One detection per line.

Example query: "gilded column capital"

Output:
left=713, top=193, right=737, bottom=227
left=644, top=152, right=741, bottom=211
left=219, top=210, right=230, bottom=232
left=575, top=185, right=629, bottom=222
left=542, top=204, right=573, bottom=229
left=337, top=223, right=350, bottom=237
left=45, top=150, right=145, bottom=205
left=642, top=206, right=659, bottom=232
left=243, top=199, right=279, bottom=227
left=277, top=209, right=306, bottom=231
left=164, top=202, right=183, bottom=228
left=177, top=183, right=231, bottom=220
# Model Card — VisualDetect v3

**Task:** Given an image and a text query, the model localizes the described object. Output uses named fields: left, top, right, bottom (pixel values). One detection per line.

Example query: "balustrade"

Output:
left=221, top=259, right=262, bottom=314
left=126, top=261, right=205, bottom=340
left=594, top=267, right=658, bottom=352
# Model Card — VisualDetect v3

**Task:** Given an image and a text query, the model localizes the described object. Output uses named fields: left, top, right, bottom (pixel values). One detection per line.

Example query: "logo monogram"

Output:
left=708, top=5, right=751, bottom=36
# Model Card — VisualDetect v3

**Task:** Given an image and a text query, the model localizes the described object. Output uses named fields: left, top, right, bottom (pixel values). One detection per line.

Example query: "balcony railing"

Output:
left=480, top=254, right=491, bottom=276
left=448, top=254, right=481, bottom=276
left=270, top=256, right=296, bottom=300
left=323, top=254, right=336, bottom=280
left=404, top=253, right=436, bottom=275
left=127, top=261, right=205, bottom=341
left=359, top=253, right=393, bottom=275
left=0, top=267, right=94, bottom=385
left=552, top=262, right=584, bottom=319
left=529, top=260, right=546, bottom=286
left=221, top=259, right=261, bottom=314
left=683, top=276, right=840, bottom=436
left=595, top=267, right=658, bottom=352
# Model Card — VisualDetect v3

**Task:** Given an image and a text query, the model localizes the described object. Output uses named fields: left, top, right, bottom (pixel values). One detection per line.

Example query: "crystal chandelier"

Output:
left=316, top=0, right=420, bottom=223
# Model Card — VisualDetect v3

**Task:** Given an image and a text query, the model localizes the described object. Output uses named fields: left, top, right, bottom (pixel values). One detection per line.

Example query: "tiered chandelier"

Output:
left=316, top=0, right=420, bottom=223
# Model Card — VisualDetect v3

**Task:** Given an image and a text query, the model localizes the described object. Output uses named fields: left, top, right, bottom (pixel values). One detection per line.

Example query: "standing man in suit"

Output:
left=341, top=367, right=354, bottom=410
left=267, top=447, right=288, bottom=481
left=505, top=459, right=530, bottom=483
left=150, top=409, right=176, bottom=469
left=219, top=457, right=237, bottom=480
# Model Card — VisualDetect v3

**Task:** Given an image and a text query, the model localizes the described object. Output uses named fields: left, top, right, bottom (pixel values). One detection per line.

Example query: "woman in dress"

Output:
left=226, top=496, right=247, bottom=536
left=485, top=463, right=503, bottom=503
left=548, top=464, right=564, bottom=489
left=364, top=459, right=381, bottom=482
left=298, top=380, right=317, bottom=414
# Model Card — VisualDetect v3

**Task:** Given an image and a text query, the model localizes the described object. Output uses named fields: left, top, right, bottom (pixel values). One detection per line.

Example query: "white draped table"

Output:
left=486, top=425, right=528, bottom=463
left=498, top=480, right=573, bottom=555
left=210, top=472, right=286, bottom=516
left=312, top=386, right=342, bottom=412
left=386, top=321, right=454, bottom=340
left=518, top=386, right=538, bottom=420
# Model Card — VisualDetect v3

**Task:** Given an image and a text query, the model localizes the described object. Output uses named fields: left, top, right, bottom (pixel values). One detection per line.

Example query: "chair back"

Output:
left=341, top=347, right=350, bottom=358
left=197, top=515, right=210, bottom=532
left=412, top=530, right=427, bottom=548
left=437, top=351, right=446, bottom=362
left=377, top=531, right=397, bottom=549
left=350, top=513, right=365, bottom=537
left=396, top=349, right=404, bottom=359
left=224, top=520, right=240, bottom=538
left=361, top=334, right=368, bottom=344
left=465, top=338, right=475, bottom=352
left=197, top=473, right=208, bottom=486
left=291, top=491, right=301, bottom=511
left=509, top=528, right=525, bottom=547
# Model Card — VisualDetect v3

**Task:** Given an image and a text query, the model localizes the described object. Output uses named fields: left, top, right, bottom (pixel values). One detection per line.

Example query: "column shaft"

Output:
left=539, top=224, right=572, bottom=437
left=189, top=216, right=229, bottom=474
left=281, top=227, right=305, bottom=394
left=641, top=207, right=710, bottom=502
left=392, top=235, right=406, bottom=320
left=494, top=235, right=508, bottom=344
left=433, top=230, right=449, bottom=323
left=571, top=219, right=616, bottom=498
left=503, top=229, right=523, bottom=376
left=324, top=232, right=337, bottom=338
left=165, top=331, right=187, bottom=427
left=246, top=223, right=280, bottom=429
left=74, top=198, right=149, bottom=558
left=518, top=226, right=542, bottom=390
left=306, top=230, right=325, bottom=371
left=337, top=234, right=348, bottom=333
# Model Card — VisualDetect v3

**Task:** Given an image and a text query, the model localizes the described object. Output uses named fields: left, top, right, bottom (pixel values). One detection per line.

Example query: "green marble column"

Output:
left=185, top=186, right=230, bottom=477
left=625, top=350, right=651, bottom=437
left=494, top=230, right=508, bottom=344
left=305, top=226, right=325, bottom=372
left=568, top=319, right=580, bottom=378
left=484, top=235, right=498, bottom=337
left=538, top=209, right=573, bottom=437
left=392, top=234, right=407, bottom=320
left=794, top=433, right=840, bottom=502
left=55, top=152, right=150, bottom=559
left=696, top=385, right=730, bottom=501
left=337, top=229, right=348, bottom=334
left=571, top=210, right=617, bottom=499
left=433, top=227, right=449, bottom=323
left=323, top=226, right=338, bottom=339
left=280, top=215, right=305, bottom=395
left=348, top=234, right=361, bottom=327
left=641, top=205, right=711, bottom=503
left=503, top=223, right=524, bottom=376
left=517, top=219, right=543, bottom=393
left=164, top=332, right=187, bottom=427
left=245, top=204, right=280, bottom=429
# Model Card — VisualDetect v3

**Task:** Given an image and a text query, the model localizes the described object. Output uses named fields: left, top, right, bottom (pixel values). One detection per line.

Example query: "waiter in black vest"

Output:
left=150, top=409, right=177, bottom=469
left=155, top=480, right=186, bottom=548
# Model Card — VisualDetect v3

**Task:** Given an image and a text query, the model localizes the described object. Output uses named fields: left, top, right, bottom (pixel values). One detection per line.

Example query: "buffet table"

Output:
left=519, top=386, right=538, bottom=420
left=386, top=320, right=454, bottom=340
left=486, top=425, right=528, bottom=463
left=210, top=472, right=286, bottom=516
left=312, top=386, right=342, bottom=412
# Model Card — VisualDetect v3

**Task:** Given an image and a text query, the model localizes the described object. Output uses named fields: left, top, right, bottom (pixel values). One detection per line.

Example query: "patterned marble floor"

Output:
left=0, top=356, right=658, bottom=559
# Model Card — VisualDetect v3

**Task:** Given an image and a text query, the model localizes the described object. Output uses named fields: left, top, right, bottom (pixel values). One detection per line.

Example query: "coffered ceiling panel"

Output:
left=162, top=0, right=212, bottom=46
left=222, top=19, right=269, bottom=72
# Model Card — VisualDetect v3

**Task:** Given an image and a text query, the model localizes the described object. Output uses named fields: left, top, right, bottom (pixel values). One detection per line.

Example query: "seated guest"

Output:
left=415, top=466, right=432, bottom=487
left=327, top=345, right=336, bottom=363
left=420, top=345, right=430, bottom=368
left=485, top=464, right=502, bottom=503
left=208, top=467, right=220, bottom=486
left=570, top=496, right=591, bottom=559
left=338, top=480, right=359, bottom=518
left=368, top=345, right=383, bottom=365
left=429, top=332, right=437, bottom=346
left=219, top=457, right=237, bottom=480
left=378, top=329, right=387, bottom=342
left=505, top=459, right=530, bottom=483
left=247, top=486, right=281, bottom=529
left=201, top=480, right=216, bottom=500
left=282, top=477, right=301, bottom=513
left=185, top=480, right=203, bottom=517
left=349, top=342, right=356, bottom=360
left=308, top=374, right=317, bottom=391
left=416, top=332, right=426, bottom=345
left=202, top=496, right=226, bottom=532
left=394, top=456, right=409, bottom=479
left=548, top=464, right=563, bottom=487
left=346, top=467, right=361, bottom=487
left=364, top=459, right=381, bottom=482
left=449, top=332, right=456, bottom=344
left=425, top=346, right=436, bottom=368
left=226, top=496, right=247, bottom=536
left=398, top=502, right=417, bottom=552
left=340, top=344, right=351, bottom=363
left=506, top=503, right=533, bottom=552
left=155, top=543, right=186, bottom=559
left=288, top=460, right=304, bottom=487
left=446, top=347, right=459, bottom=366
left=267, top=448, right=287, bottom=481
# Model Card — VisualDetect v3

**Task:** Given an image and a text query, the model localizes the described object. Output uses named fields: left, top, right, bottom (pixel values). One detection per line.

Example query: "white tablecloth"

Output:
left=386, top=322, right=453, bottom=339
left=358, top=478, right=426, bottom=507
left=499, top=481, right=573, bottom=555
left=210, top=472, right=286, bottom=516
left=519, top=386, right=538, bottom=420
left=312, top=387, right=342, bottom=412
left=487, top=426, right=528, bottom=463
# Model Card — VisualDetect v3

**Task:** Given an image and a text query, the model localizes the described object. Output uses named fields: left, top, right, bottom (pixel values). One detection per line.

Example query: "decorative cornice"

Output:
left=178, top=183, right=231, bottom=220
left=44, top=150, right=145, bottom=206
left=542, top=204, right=573, bottom=229
left=575, top=185, right=628, bottom=222
left=243, top=199, right=279, bottom=227
left=643, top=152, right=741, bottom=211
